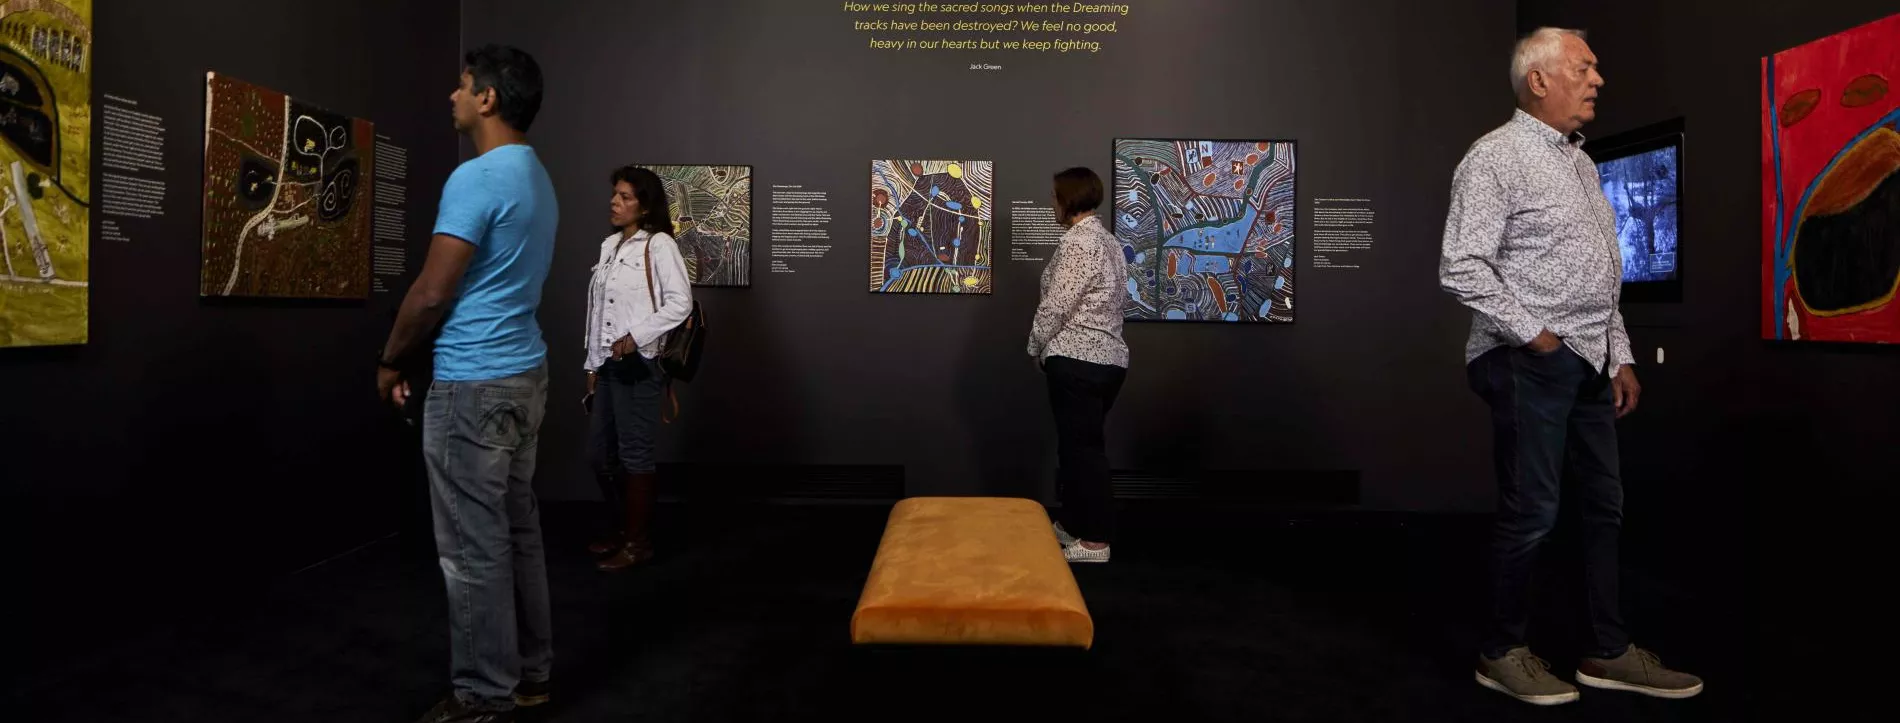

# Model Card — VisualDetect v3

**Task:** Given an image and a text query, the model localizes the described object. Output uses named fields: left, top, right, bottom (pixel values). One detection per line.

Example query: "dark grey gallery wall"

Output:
left=461, top=0, right=1518, bottom=510
left=2, top=0, right=458, bottom=640
left=1517, top=0, right=1900, bottom=709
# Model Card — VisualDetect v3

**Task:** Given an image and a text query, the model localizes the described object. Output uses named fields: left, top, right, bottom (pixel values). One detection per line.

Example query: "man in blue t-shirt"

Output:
left=376, top=45, right=559, bottom=723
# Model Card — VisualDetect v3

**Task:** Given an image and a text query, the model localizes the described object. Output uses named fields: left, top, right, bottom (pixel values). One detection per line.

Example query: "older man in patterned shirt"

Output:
left=1440, top=27, right=1701, bottom=706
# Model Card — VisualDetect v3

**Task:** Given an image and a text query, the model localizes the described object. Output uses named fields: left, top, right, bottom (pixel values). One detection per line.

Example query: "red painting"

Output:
left=1761, top=12, right=1900, bottom=342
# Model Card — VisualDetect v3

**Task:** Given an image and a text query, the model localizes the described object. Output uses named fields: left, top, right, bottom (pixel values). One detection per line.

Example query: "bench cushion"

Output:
left=851, top=497, right=1093, bottom=648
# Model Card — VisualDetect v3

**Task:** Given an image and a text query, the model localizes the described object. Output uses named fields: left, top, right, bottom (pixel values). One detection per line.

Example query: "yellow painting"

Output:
left=0, top=0, right=89, bottom=347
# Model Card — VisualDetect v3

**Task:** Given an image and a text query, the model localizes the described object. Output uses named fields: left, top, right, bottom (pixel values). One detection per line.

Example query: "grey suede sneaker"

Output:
left=1576, top=645, right=1704, bottom=699
left=1476, top=648, right=1581, bottom=706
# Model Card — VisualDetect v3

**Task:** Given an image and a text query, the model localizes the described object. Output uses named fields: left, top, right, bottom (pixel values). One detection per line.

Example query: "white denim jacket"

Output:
left=583, top=230, right=692, bottom=370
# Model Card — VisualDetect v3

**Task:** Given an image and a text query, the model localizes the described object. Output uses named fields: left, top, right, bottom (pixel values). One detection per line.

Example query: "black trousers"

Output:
left=1467, top=345, right=1629, bottom=659
left=1044, top=356, right=1127, bottom=544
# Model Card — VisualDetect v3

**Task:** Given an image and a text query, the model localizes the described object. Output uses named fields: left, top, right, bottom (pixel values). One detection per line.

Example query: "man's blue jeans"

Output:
left=1468, top=346, right=1629, bottom=660
left=422, top=363, right=553, bottom=710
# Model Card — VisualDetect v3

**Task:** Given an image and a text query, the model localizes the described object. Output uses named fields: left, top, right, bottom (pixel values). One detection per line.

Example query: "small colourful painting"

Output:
left=202, top=73, right=374, bottom=299
left=869, top=159, right=992, bottom=294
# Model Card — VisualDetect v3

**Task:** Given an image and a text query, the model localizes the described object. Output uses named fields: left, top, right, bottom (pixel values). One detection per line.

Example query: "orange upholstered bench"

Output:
left=851, top=497, right=1093, bottom=648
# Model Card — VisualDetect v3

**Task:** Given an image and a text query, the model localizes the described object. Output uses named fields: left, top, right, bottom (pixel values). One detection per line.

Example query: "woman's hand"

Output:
left=610, top=334, right=637, bottom=361
left=587, top=372, right=598, bottom=396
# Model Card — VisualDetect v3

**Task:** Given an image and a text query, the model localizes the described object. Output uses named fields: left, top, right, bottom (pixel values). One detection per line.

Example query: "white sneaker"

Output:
left=1053, top=522, right=1078, bottom=547
left=1063, top=542, right=1110, bottom=564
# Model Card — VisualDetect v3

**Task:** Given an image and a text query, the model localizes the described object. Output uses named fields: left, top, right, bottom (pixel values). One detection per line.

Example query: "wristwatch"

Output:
left=377, top=352, right=402, bottom=371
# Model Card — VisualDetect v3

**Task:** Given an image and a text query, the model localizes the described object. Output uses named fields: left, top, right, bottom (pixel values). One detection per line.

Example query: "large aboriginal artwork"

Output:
left=1114, top=139, right=1297, bottom=322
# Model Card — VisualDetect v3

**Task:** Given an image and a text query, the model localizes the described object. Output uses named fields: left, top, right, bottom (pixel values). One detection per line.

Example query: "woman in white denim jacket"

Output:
left=582, top=166, right=691, bottom=571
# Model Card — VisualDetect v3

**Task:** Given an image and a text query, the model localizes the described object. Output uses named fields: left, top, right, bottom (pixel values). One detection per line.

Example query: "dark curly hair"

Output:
left=611, top=166, right=675, bottom=236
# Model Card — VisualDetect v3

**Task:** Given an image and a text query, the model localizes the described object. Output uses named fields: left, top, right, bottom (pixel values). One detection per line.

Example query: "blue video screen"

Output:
left=1595, top=145, right=1680, bottom=283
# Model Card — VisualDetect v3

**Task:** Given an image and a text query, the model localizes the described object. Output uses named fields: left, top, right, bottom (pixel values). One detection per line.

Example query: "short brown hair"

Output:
left=1053, top=167, right=1103, bottom=220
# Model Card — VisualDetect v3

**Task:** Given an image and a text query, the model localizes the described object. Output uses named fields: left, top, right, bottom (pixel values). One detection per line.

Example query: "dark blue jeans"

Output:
left=587, top=357, right=665, bottom=533
left=422, top=364, right=553, bottom=711
left=1468, top=346, right=1628, bottom=660
left=588, top=356, right=665, bottom=476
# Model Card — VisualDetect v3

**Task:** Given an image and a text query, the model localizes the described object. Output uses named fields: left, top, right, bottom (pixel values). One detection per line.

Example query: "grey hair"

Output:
left=1512, top=27, right=1586, bottom=96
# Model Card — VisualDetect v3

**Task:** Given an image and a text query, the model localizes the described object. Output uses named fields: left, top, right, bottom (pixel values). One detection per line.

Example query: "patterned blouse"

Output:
left=1440, top=109, right=1633, bottom=372
left=1028, top=215, right=1130, bottom=368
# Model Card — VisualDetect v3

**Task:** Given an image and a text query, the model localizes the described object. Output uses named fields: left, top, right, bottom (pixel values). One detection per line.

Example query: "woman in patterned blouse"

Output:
left=1028, top=167, right=1130, bottom=564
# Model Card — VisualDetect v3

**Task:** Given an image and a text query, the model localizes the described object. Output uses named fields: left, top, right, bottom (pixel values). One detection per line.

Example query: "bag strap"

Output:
left=645, top=237, right=685, bottom=423
left=643, top=234, right=659, bottom=314
left=661, top=379, right=681, bottom=424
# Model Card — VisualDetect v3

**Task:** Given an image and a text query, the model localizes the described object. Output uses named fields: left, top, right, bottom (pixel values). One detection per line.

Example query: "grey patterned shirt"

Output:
left=1029, top=215, right=1130, bottom=368
left=1440, top=109, right=1634, bottom=372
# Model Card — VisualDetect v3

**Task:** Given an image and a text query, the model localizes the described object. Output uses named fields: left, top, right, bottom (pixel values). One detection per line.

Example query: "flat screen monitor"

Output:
left=1586, top=118, right=1684, bottom=303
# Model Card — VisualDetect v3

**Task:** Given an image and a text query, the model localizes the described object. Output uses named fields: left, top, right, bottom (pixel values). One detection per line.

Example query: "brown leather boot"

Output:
left=597, top=471, right=658, bottom=572
left=589, top=471, right=624, bottom=554
left=587, top=531, right=623, bottom=555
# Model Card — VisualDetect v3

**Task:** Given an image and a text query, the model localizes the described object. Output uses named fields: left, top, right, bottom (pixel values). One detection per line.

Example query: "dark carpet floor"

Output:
left=12, top=502, right=1772, bottom=722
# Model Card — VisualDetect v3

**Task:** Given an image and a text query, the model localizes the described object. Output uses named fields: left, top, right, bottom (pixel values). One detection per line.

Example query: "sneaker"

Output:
left=415, top=696, right=515, bottom=723
left=1053, top=522, right=1078, bottom=547
left=1475, top=648, right=1580, bottom=706
left=513, top=678, right=550, bottom=708
left=1063, top=541, right=1110, bottom=564
left=1576, top=645, right=1704, bottom=699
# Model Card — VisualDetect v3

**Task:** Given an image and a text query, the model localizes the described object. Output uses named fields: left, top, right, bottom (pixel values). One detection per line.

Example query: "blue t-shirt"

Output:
left=431, top=144, right=559, bottom=381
